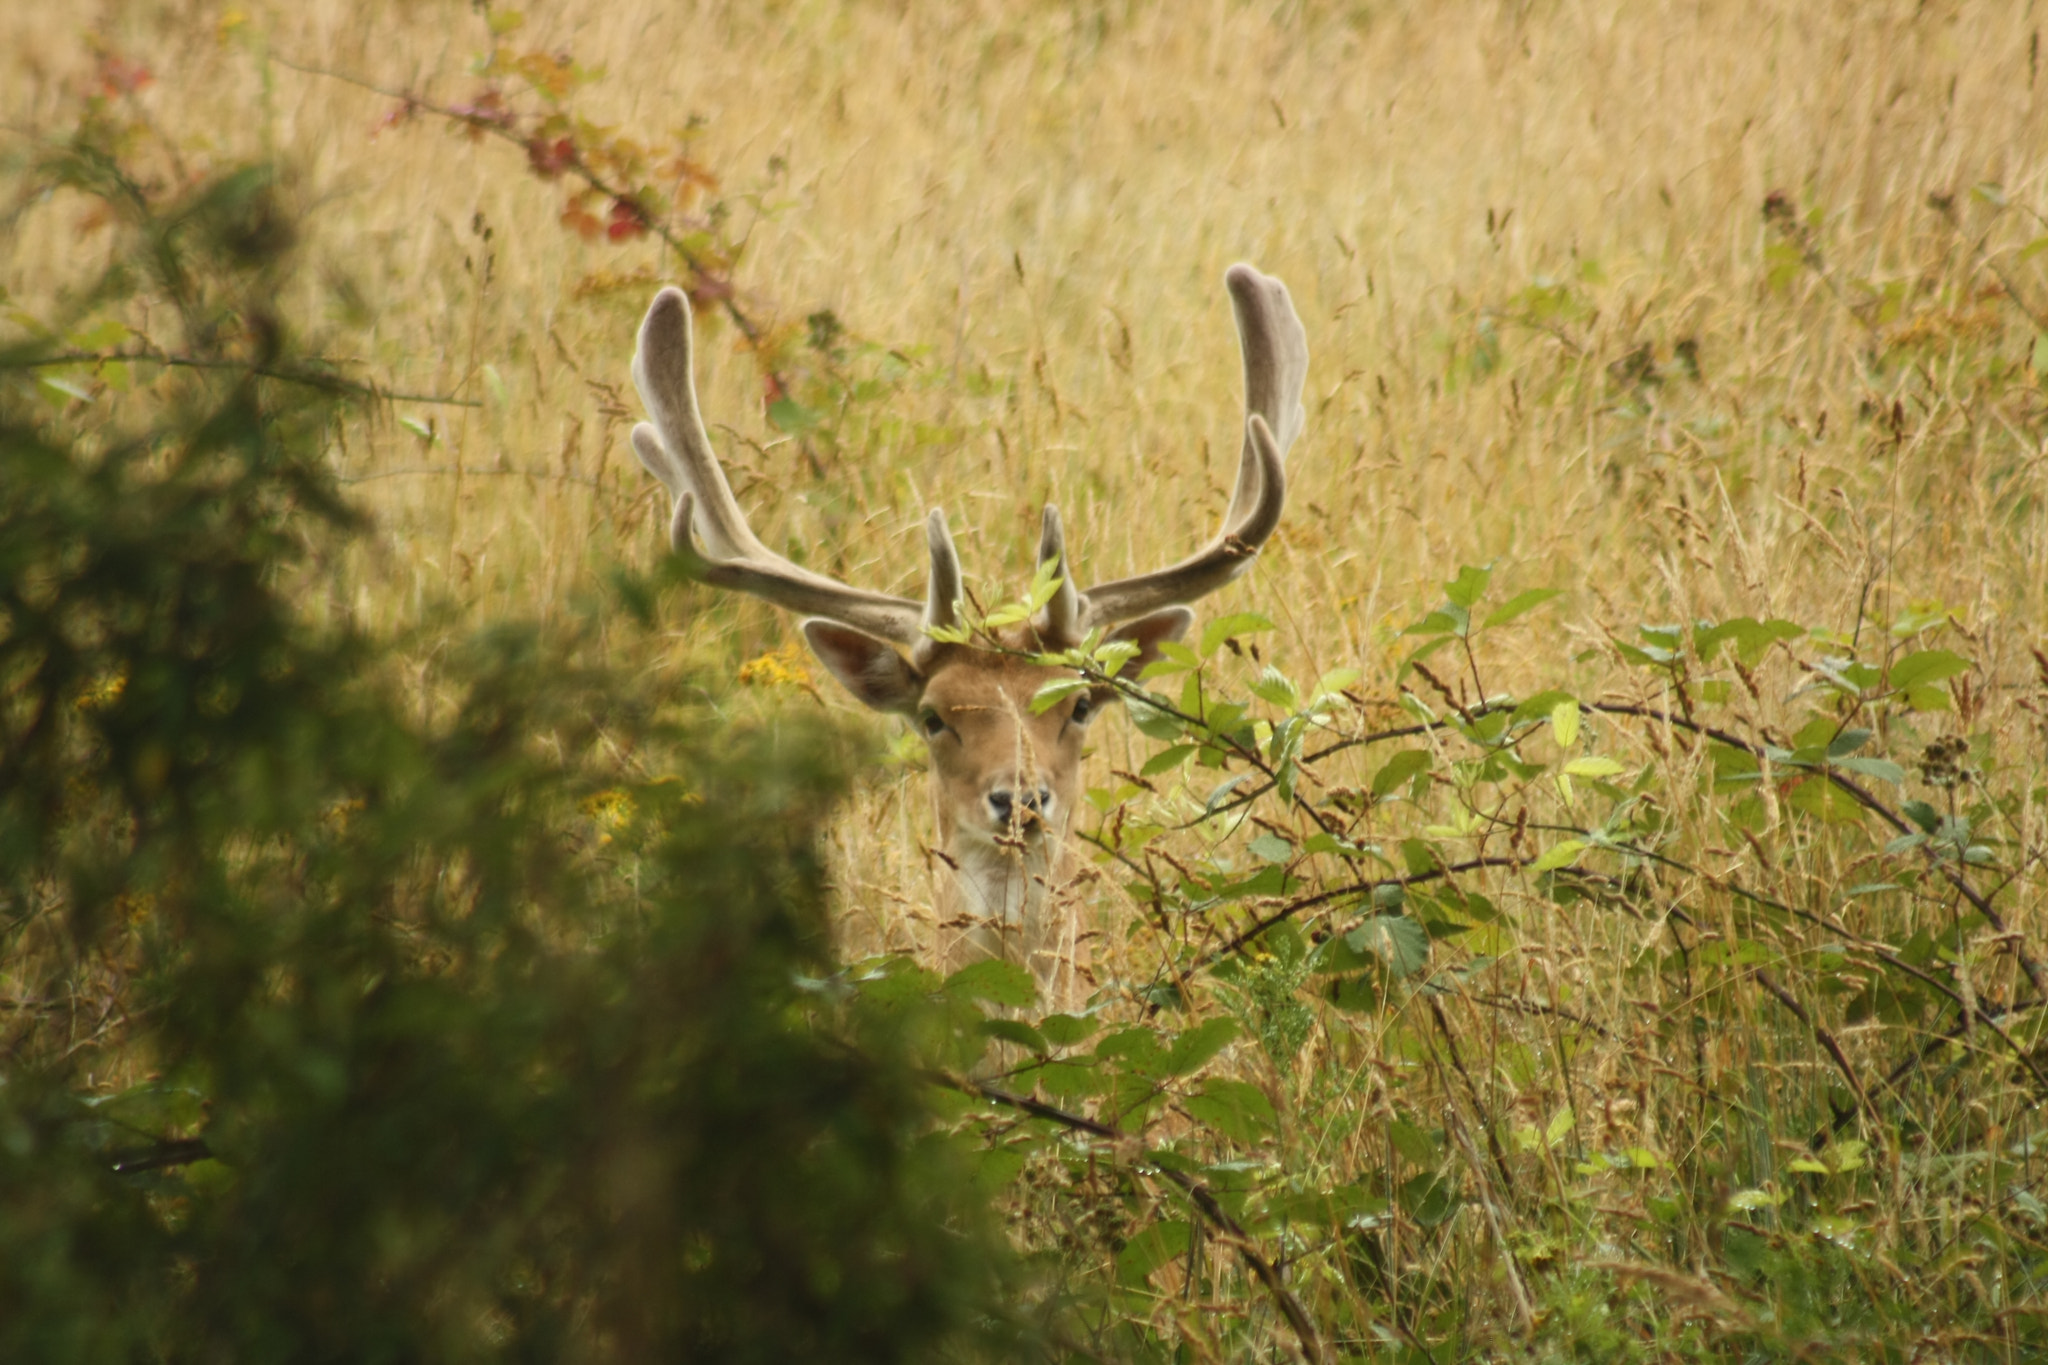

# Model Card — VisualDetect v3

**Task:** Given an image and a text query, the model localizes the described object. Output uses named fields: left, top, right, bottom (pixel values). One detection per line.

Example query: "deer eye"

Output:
left=1068, top=694, right=1094, bottom=726
left=918, top=709, right=947, bottom=739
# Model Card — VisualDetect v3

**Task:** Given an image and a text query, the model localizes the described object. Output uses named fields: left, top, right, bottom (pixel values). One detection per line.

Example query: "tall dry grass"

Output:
left=20, top=0, right=2033, bottom=961
left=8, top=3, right=2048, bottom=1346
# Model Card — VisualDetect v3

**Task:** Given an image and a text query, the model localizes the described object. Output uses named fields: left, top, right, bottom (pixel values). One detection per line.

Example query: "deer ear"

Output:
left=800, top=619, right=926, bottom=714
left=1104, top=607, right=1194, bottom=682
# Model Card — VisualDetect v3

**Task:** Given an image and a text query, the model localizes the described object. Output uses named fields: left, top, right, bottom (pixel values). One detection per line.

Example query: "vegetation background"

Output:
left=6, top=0, right=2048, bottom=1359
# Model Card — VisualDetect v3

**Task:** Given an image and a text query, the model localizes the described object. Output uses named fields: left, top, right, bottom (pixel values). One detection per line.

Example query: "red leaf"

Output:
left=604, top=197, right=650, bottom=240
left=526, top=136, right=577, bottom=179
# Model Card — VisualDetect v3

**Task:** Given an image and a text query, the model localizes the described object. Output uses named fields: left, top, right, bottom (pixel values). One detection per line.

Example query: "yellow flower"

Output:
left=737, top=643, right=819, bottom=699
left=582, top=789, right=637, bottom=843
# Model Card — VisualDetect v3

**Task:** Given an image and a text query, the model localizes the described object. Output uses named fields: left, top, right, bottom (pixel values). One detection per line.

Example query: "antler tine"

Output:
left=1074, top=264, right=1309, bottom=629
left=924, top=509, right=963, bottom=635
left=1220, top=263, right=1309, bottom=530
left=630, top=287, right=926, bottom=645
left=1033, top=505, right=1084, bottom=647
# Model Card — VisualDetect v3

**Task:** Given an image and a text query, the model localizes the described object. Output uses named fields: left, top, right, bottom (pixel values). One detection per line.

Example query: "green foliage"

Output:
left=853, top=542, right=2048, bottom=1361
left=0, top=139, right=1024, bottom=1364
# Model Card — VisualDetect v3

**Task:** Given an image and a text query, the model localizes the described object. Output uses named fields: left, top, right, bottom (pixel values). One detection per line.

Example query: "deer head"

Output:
left=628, top=265, right=1308, bottom=1001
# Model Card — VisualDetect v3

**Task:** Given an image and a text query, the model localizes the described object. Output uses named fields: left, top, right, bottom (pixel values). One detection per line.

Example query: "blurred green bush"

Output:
left=0, top=144, right=1014, bottom=1364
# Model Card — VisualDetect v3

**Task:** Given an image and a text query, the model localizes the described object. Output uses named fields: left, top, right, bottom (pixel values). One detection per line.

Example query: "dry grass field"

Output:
left=10, top=0, right=2048, bottom=1356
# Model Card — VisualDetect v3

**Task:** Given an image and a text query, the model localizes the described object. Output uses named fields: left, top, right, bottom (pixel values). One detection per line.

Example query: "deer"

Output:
left=627, top=264, right=1308, bottom=1008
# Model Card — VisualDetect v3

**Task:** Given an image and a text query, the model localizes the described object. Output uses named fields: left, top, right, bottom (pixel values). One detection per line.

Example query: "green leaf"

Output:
left=1443, top=563, right=1493, bottom=609
left=1694, top=616, right=1803, bottom=666
left=1128, top=697, right=1185, bottom=740
left=1095, top=1026, right=1167, bottom=1074
left=1091, top=640, right=1138, bottom=676
left=981, top=601, right=1031, bottom=628
left=1032, top=1059, right=1104, bottom=1100
left=1550, top=699, right=1580, bottom=749
left=1206, top=865, right=1293, bottom=900
left=979, top=1019, right=1047, bottom=1053
left=66, top=316, right=132, bottom=350
left=1250, top=667, right=1299, bottom=709
left=1904, top=685, right=1952, bottom=712
left=943, top=959, right=1037, bottom=1008
left=972, top=1144, right=1028, bottom=1194
left=1028, top=677, right=1089, bottom=714
left=1023, top=555, right=1064, bottom=611
left=1247, top=833, right=1294, bottom=864
left=1200, top=611, right=1276, bottom=657
left=1140, top=640, right=1201, bottom=678
left=1826, top=727, right=1873, bottom=758
left=1140, top=743, right=1197, bottom=777
left=1387, top=1118, right=1440, bottom=1166
left=1399, top=1172, right=1459, bottom=1226
left=1039, top=1013, right=1100, bottom=1047
left=1184, top=1078, right=1278, bottom=1145
left=1833, top=756, right=1904, bottom=783
left=1532, top=838, right=1586, bottom=871
left=765, top=397, right=819, bottom=433
left=1482, top=587, right=1562, bottom=628
left=1203, top=773, right=1252, bottom=813
left=1164, top=1018, right=1239, bottom=1076
left=1345, top=914, right=1431, bottom=979
left=1402, top=608, right=1464, bottom=637
left=1371, top=748, right=1431, bottom=798
left=1116, top=1219, right=1192, bottom=1286
left=1901, top=799, right=1941, bottom=833
left=1510, top=688, right=1576, bottom=726
left=1888, top=648, right=1969, bottom=693
left=1562, top=755, right=1625, bottom=778
left=398, top=414, right=436, bottom=442
left=1787, top=775, right=1865, bottom=824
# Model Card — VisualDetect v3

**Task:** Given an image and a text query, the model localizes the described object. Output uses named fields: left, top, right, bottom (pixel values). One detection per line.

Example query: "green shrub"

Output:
left=0, top=146, right=1018, bottom=1364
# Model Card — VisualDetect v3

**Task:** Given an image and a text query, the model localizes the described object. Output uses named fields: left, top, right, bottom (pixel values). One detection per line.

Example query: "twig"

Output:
left=8, top=349, right=478, bottom=406
left=109, top=1136, right=212, bottom=1175
left=1753, top=968, right=1878, bottom=1128
left=1427, top=996, right=1518, bottom=1204
left=942, top=1074, right=1325, bottom=1365
left=1206, top=856, right=1527, bottom=964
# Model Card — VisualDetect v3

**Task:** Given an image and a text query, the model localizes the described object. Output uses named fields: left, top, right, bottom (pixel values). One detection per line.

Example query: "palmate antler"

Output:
left=628, top=263, right=1308, bottom=653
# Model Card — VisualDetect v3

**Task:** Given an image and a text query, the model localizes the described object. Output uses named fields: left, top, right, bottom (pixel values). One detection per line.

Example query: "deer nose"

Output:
left=987, top=784, right=1052, bottom=828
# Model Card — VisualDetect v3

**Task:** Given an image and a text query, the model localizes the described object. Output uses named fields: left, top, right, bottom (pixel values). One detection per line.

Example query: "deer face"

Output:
left=799, top=614, right=1191, bottom=861
left=916, top=649, right=1092, bottom=851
